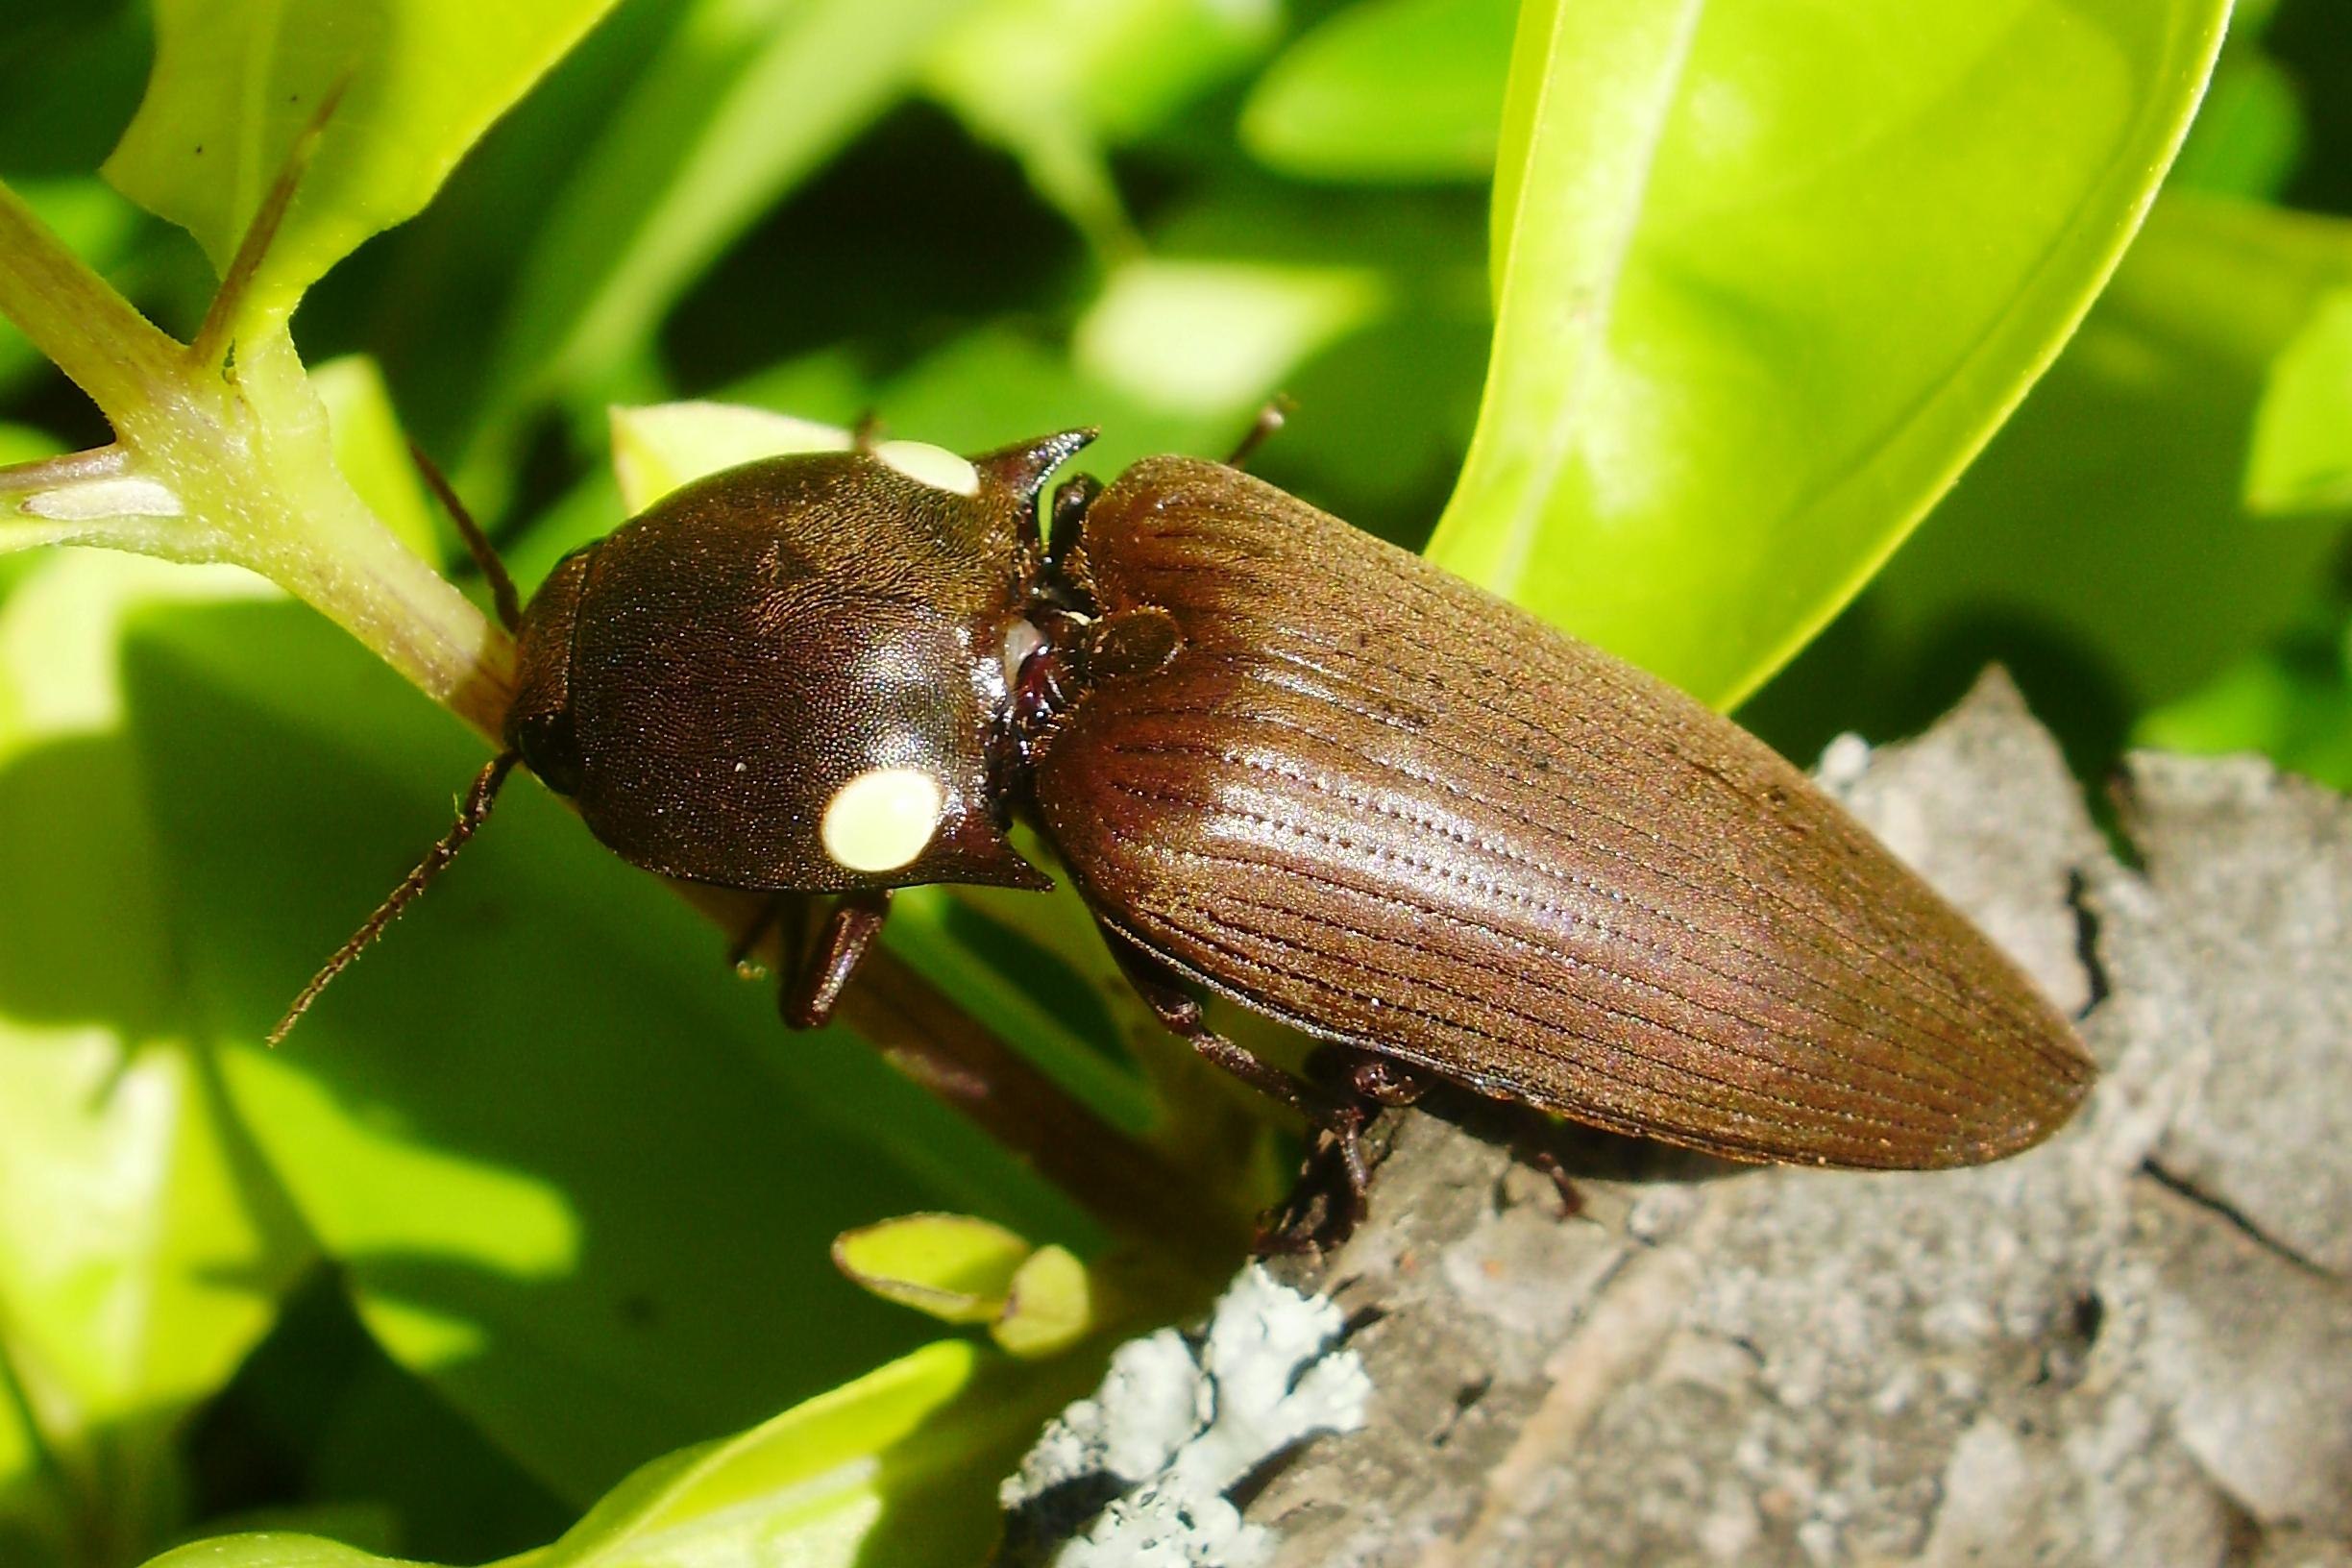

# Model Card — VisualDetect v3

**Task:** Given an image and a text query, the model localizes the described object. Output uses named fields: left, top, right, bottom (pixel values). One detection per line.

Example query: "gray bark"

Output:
left=1223, top=673, right=2352, bottom=1567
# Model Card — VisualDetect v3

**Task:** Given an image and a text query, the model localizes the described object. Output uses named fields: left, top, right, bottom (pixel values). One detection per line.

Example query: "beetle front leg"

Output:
left=780, top=889, right=894, bottom=1029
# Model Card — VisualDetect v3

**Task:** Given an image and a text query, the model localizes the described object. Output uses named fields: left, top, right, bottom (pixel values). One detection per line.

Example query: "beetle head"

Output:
left=507, top=430, right=1094, bottom=894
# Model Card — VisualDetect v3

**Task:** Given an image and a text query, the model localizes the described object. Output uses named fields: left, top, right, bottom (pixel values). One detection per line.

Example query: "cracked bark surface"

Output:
left=1237, top=672, right=2352, bottom=1567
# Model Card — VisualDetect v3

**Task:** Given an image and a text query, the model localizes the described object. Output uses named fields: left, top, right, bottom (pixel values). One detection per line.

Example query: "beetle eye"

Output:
left=821, top=766, right=948, bottom=872
left=872, top=440, right=981, bottom=497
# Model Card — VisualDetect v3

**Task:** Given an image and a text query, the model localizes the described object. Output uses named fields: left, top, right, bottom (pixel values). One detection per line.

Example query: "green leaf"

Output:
left=2247, top=287, right=2352, bottom=513
left=992, top=1244, right=1093, bottom=1359
left=142, top=1539, right=429, bottom=1568
left=1238, top=0, right=1517, bottom=183
left=1429, top=0, right=2235, bottom=708
left=1746, top=193, right=2352, bottom=779
left=1862, top=195, right=2352, bottom=716
left=480, top=0, right=982, bottom=428
left=2168, top=44, right=2304, bottom=198
left=104, top=0, right=623, bottom=331
left=924, top=0, right=1280, bottom=244
left=0, top=552, right=311, bottom=1568
left=150, top=1338, right=1099, bottom=1568
left=2137, top=628, right=2352, bottom=793
left=834, top=1214, right=1034, bottom=1325
left=607, top=403, right=848, bottom=514
left=1073, top=258, right=1385, bottom=418
left=95, top=596, right=1087, bottom=1507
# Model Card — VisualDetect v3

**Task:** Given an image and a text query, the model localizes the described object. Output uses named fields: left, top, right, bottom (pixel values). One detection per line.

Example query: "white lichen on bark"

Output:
left=1002, top=1264, right=1371, bottom=1566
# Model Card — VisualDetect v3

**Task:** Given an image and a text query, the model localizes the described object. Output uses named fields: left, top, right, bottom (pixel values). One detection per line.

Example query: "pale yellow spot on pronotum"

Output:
left=821, top=767, right=947, bottom=872
left=874, top=440, right=981, bottom=497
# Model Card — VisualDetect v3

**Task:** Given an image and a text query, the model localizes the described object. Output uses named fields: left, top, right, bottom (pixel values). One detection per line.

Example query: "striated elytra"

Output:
left=282, top=426, right=2095, bottom=1238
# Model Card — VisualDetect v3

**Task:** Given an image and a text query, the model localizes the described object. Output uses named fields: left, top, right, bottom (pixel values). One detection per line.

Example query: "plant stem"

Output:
left=0, top=183, right=184, bottom=420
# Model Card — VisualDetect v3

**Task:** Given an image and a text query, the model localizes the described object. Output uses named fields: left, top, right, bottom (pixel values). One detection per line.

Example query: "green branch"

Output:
left=0, top=183, right=185, bottom=422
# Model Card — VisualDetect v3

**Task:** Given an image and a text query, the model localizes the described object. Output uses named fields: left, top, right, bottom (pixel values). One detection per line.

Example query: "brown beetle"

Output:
left=280, top=424, right=2094, bottom=1234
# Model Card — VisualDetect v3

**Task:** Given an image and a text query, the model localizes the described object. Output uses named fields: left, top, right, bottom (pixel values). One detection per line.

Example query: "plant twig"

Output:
left=0, top=181, right=186, bottom=421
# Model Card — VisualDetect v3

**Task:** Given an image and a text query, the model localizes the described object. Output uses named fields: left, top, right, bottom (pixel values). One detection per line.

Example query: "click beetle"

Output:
left=280, top=422, right=2095, bottom=1237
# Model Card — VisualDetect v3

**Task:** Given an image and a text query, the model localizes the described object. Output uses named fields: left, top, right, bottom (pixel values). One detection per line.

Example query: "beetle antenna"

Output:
left=408, top=440, right=522, bottom=631
left=268, top=750, right=519, bottom=1045
left=190, top=73, right=354, bottom=371
left=1224, top=395, right=1295, bottom=470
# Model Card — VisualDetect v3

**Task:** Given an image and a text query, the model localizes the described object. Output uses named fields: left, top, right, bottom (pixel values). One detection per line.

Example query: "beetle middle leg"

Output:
left=1101, top=929, right=1381, bottom=1247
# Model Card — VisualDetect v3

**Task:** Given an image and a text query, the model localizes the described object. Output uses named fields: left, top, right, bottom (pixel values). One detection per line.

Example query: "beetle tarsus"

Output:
left=781, top=889, right=893, bottom=1029
left=1260, top=1111, right=1376, bottom=1253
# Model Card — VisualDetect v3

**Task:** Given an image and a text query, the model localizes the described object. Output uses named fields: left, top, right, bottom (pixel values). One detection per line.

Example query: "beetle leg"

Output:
left=726, top=894, right=797, bottom=979
left=1104, top=934, right=1330, bottom=1116
left=1100, top=930, right=1380, bottom=1246
left=1046, top=474, right=1103, bottom=566
left=780, top=889, right=894, bottom=1029
left=1323, top=1047, right=1429, bottom=1108
left=850, top=410, right=885, bottom=454
left=1525, top=1149, right=1585, bottom=1220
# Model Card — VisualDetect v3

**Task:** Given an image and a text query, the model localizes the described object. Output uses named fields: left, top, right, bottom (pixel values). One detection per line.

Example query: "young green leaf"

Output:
left=992, top=1243, right=1094, bottom=1359
left=1431, top=0, right=2235, bottom=708
left=104, top=0, right=622, bottom=333
left=607, top=403, right=850, bottom=513
left=834, top=1213, right=1036, bottom=1325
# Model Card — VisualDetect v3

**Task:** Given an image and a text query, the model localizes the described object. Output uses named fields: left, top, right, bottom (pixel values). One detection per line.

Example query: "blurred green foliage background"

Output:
left=0, top=0, right=2346, bottom=1563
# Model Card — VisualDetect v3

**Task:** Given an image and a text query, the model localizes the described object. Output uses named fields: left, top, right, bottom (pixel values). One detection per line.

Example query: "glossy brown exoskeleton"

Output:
left=281, top=426, right=2095, bottom=1236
